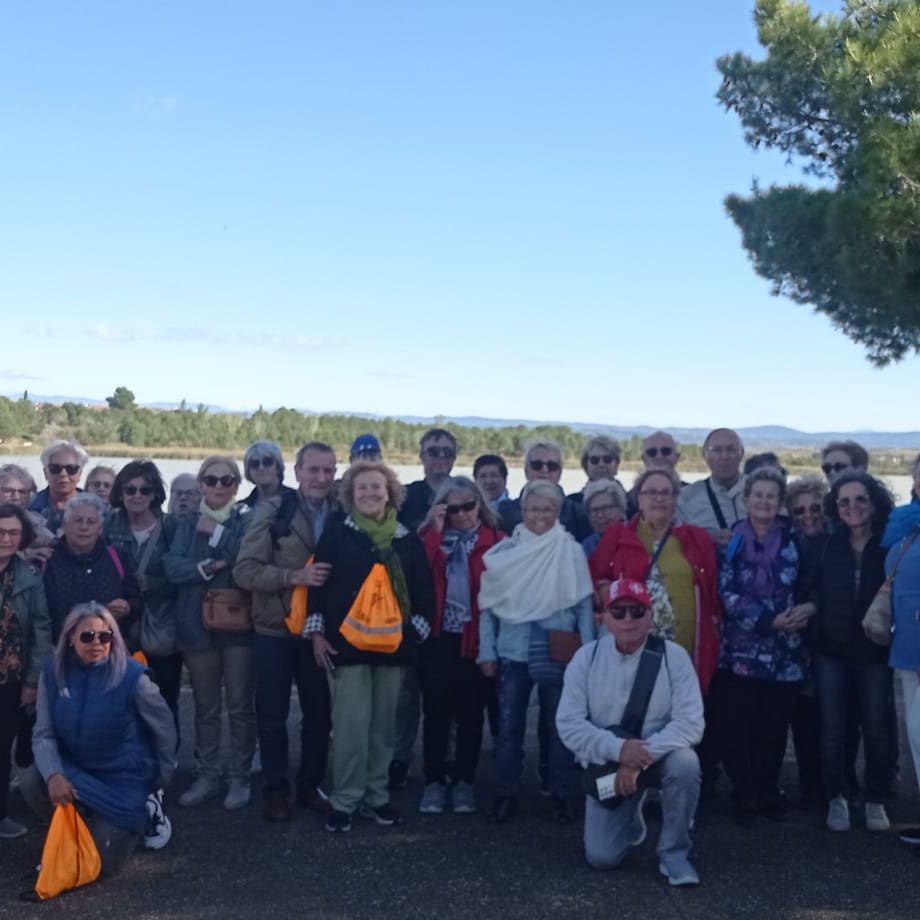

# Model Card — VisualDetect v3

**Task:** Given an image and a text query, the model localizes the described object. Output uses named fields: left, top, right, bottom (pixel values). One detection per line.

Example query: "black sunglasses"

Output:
left=202, top=475, right=237, bottom=488
left=529, top=459, right=561, bottom=473
left=588, top=455, right=615, bottom=465
left=123, top=484, right=155, bottom=497
left=606, top=604, right=647, bottom=620
left=821, top=461, right=850, bottom=475
left=424, top=446, right=455, bottom=459
left=48, top=463, right=81, bottom=476
left=78, top=629, right=114, bottom=645
left=792, top=502, right=822, bottom=517
left=644, top=447, right=673, bottom=458
left=446, top=499, right=477, bottom=516
left=248, top=457, right=276, bottom=469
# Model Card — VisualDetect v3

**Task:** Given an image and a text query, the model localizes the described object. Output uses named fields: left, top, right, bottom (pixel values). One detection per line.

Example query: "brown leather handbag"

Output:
left=202, top=588, right=253, bottom=633
left=547, top=630, right=582, bottom=664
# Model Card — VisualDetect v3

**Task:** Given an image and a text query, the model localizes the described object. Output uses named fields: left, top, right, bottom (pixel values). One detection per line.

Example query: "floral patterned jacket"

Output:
left=718, top=522, right=809, bottom=682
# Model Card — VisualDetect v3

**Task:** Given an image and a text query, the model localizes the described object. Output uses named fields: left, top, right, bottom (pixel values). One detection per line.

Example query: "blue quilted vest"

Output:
left=44, top=655, right=157, bottom=832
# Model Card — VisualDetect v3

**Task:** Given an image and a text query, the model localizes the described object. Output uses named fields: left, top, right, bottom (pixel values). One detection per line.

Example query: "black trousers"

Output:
left=418, top=633, right=487, bottom=784
left=719, top=670, right=799, bottom=806
left=0, top=680, right=22, bottom=820
left=790, top=689, right=823, bottom=801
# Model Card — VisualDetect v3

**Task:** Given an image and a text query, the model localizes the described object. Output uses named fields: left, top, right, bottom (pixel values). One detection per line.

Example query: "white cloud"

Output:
left=0, top=369, right=42, bottom=381
left=88, top=323, right=132, bottom=343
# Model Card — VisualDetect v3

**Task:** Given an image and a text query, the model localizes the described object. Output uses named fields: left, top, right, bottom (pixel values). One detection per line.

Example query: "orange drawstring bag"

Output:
left=131, top=650, right=149, bottom=666
left=285, top=556, right=314, bottom=636
left=339, top=563, right=403, bottom=654
left=35, top=803, right=102, bottom=900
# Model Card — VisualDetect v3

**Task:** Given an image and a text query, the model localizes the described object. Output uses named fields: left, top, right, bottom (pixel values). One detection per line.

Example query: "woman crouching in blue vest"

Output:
left=23, top=602, right=177, bottom=876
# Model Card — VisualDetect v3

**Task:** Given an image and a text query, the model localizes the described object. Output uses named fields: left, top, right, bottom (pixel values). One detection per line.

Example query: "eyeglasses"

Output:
left=792, top=502, right=822, bottom=517
left=48, top=463, right=81, bottom=476
left=446, top=499, right=477, bottom=516
left=639, top=489, right=674, bottom=499
left=77, top=629, right=114, bottom=645
left=822, top=462, right=851, bottom=476
left=837, top=494, right=869, bottom=509
left=0, top=527, right=23, bottom=540
left=424, top=446, right=455, bottom=459
left=248, top=457, right=276, bottom=469
left=588, top=503, right=619, bottom=517
left=606, top=604, right=647, bottom=620
left=529, top=460, right=561, bottom=473
left=644, top=447, right=673, bottom=458
left=588, top=455, right=615, bottom=465
left=202, top=475, right=237, bottom=488
left=123, top=485, right=155, bottom=497
left=0, top=487, right=29, bottom=498
left=173, top=489, right=199, bottom=499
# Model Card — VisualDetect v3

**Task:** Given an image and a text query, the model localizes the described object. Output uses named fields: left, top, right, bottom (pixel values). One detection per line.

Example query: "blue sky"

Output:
left=2, top=1, right=916, bottom=432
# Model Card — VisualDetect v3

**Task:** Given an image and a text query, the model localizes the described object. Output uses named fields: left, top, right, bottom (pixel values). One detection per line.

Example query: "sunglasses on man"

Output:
left=644, top=447, right=673, bottom=458
left=605, top=604, right=647, bottom=620
left=529, top=459, right=561, bottom=473
left=48, top=463, right=81, bottom=476
left=588, top=455, right=615, bottom=465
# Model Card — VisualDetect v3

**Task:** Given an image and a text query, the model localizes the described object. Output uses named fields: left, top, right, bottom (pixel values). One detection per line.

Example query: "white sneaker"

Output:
left=143, top=790, right=172, bottom=850
left=865, top=802, right=890, bottom=832
left=451, top=781, right=477, bottom=814
left=223, top=779, right=251, bottom=811
left=178, top=777, right=221, bottom=808
left=827, top=795, right=850, bottom=832
left=418, top=782, right=447, bottom=814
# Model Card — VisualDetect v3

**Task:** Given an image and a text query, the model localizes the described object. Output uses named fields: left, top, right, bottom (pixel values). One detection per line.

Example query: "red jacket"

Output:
left=589, top=518, right=722, bottom=693
left=420, top=524, right=506, bottom=660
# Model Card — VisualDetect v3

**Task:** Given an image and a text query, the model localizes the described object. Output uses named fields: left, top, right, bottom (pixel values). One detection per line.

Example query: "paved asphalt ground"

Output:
left=2, top=688, right=919, bottom=920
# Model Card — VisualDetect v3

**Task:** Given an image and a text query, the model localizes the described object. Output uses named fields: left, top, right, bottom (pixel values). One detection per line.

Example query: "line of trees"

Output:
left=0, top=390, right=710, bottom=465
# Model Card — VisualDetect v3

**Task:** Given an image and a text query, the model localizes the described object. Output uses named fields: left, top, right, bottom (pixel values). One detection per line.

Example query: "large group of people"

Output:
left=2, top=429, right=920, bottom=891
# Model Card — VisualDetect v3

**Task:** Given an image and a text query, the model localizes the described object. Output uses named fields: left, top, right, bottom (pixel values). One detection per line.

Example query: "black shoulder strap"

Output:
left=270, top=490, right=301, bottom=548
left=644, top=527, right=672, bottom=579
left=619, top=635, right=666, bottom=738
left=705, top=479, right=729, bottom=531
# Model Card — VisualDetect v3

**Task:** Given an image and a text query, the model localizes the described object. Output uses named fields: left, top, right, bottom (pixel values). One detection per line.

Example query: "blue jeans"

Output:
left=815, top=655, right=890, bottom=803
left=495, top=660, right=575, bottom=797
left=254, top=634, right=330, bottom=799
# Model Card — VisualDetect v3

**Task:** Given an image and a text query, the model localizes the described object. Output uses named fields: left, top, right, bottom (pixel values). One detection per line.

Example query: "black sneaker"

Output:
left=388, top=760, right=409, bottom=790
left=898, top=826, right=920, bottom=845
left=358, top=803, right=401, bottom=826
left=325, top=810, right=352, bottom=833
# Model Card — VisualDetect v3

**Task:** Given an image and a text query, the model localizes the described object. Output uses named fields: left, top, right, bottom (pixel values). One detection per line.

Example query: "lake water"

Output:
left=5, top=455, right=915, bottom=505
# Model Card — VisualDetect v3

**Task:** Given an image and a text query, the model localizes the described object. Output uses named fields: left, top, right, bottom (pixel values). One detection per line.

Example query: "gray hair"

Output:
left=53, top=602, right=128, bottom=692
left=63, top=492, right=107, bottom=521
left=40, top=439, right=89, bottom=468
left=744, top=466, right=787, bottom=503
left=243, top=440, right=285, bottom=484
left=523, top=439, right=563, bottom=466
left=634, top=467, right=682, bottom=497
left=431, top=475, right=499, bottom=529
left=0, top=463, right=37, bottom=494
left=785, top=474, right=827, bottom=513
left=520, top=479, right=565, bottom=513
left=580, top=436, right=621, bottom=473
left=583, top=478, right=628, bottom=512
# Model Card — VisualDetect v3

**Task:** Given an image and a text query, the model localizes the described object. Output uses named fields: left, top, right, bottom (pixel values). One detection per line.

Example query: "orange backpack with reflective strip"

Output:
left=339, top=563, right=403, bottom=653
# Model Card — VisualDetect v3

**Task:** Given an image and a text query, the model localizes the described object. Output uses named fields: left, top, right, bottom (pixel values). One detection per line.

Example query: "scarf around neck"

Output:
left=478, top=521, right=593, bottom=624
left=199, top=497, right=236, bottom=524
left=737, top=518, right=783, bottom=598
left=351, top=507, right=411, bottom=623
left=442, top=525, right=480, bottom=626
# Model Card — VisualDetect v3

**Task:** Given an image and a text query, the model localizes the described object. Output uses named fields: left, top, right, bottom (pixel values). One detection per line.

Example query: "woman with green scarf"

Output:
left=163, top=456, right=255, bottom=812
left=307, top=461, right=435, bottom=833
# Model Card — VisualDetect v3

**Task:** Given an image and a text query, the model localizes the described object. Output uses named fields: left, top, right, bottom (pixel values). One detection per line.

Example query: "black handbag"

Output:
left=581, top=634, right=665, bottom=809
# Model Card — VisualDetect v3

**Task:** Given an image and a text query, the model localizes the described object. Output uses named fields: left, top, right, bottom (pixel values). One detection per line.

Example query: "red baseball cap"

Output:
left=607, top=579, right=651, bottom=608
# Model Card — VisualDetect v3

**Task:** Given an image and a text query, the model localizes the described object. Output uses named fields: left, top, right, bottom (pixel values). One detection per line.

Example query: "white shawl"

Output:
left=478, top=521, right=593, bottom=624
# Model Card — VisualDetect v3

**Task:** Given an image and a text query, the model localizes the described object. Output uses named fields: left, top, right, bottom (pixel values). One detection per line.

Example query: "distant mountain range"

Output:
left=6, top=392, right=919, bottom=450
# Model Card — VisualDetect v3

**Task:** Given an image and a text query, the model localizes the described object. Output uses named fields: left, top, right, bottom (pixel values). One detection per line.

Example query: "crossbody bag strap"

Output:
left=618, top=634, right=666, bottom=737
left=704, top=479, right=729, bottom=531
left=135, top=520, right=162, bottom=577
left=890, top=529, right=920, bottom=582
left=644, top=528, right=672, bottom=580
